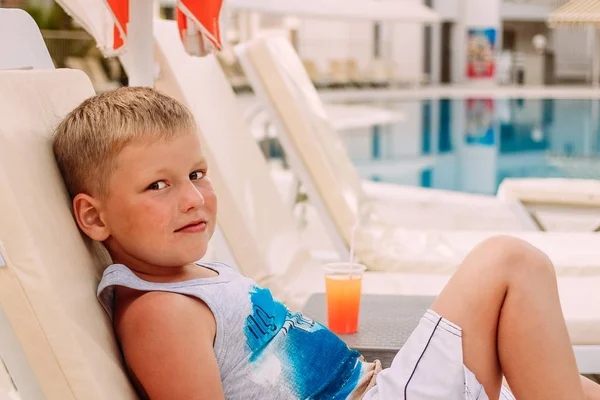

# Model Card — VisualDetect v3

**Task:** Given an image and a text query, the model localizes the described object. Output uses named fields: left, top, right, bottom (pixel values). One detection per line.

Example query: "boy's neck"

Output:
left=108, top=249, right=215, bottom=283
left=113, top=256, right=217, bottom=283
left=105, top=238, right=217, bottom=282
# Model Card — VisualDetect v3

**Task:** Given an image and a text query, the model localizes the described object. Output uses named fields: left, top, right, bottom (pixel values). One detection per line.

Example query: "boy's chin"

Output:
left=182, top=245, right=209, bottom=263
left=146, top=243, right=208, bottom=266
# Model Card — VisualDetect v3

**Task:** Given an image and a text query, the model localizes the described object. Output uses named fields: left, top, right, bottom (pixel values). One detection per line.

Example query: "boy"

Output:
left=52, top=87, right=600, bottom=400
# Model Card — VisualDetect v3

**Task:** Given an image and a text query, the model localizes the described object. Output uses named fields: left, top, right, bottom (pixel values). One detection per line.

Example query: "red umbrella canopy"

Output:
left=57, top=0, right=225, bottom=57
left=106, top=0, right=128, bottom=51
left=177, top=0, right=224, bottom=56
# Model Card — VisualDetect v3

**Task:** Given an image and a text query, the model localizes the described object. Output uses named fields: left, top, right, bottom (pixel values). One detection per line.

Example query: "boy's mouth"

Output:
left=175, top=219, right=207, bottom=233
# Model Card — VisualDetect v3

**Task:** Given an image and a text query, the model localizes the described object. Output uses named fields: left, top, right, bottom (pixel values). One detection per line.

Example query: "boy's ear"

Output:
left=73, top=193, right=110, bottom=242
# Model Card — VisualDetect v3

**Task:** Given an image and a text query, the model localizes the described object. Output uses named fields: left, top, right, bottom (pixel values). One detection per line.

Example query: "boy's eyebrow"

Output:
left=147, top=167, right=170, bottom=176
left=192, top=157, right=208, bottom=168
left=140, top=158, right=208, bottom=178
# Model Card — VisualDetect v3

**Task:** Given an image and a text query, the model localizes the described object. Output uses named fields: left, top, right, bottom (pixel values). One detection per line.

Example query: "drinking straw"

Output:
left=349, top=219, right=359, bottom=279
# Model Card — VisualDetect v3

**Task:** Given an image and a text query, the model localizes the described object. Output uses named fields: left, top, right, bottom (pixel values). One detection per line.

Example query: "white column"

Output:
left=455, top=0, right=501, bottom=86
left=238, top=11, right=249, bottom=42
left=237, top=11, right=261, bottom=41
left=249, top=12, right=261, bottom=40
left=120, top=0, right=154, bottom=87
left=593, top=28, right=600, bottom=88
left=450, top=0, right=501, bottom=194
left=430, top=22, right=441, bottom=85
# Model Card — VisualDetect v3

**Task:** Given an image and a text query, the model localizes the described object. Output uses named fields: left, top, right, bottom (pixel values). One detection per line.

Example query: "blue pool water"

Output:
left=341, top=98, right=600, bottom=195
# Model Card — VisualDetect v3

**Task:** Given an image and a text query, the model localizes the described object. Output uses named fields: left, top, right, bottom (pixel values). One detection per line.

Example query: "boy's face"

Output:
left=94, top=132, right=217, bottom=269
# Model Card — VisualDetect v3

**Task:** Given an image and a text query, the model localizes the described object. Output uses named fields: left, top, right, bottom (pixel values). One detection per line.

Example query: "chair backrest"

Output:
left=329, top=59, right=350, bottom=85
left=236, top=36, right=366, bottom=256
left=0, top=70, right=137, bottom=400
left=347, top=59, right=362, bottom=82
left=85, top=57, right=113, bottom=84
left=301, top=59, right=320, bottom=83
left=0, top=9, right=54, bottom=70
left=0, top=360, right=15, bottom=397
left=153, top=20, right=311, bottom=300
left=65, top=56, right=92, bottom=75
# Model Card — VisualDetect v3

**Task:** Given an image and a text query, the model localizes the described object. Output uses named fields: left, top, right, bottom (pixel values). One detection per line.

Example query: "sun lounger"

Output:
left=234, top=35, right=600, bottom=274
left=0, top=69, right=138, bottom=399
left=301, top=58, right=324, bottom=86
left=0, top=9, right=54, bottom=71
left=0, top=359, right=17, bottom=399
left=152, top=21, right=600, bottom=372
left=64, top=56, right=121, bottom=94
left=329, top=59, right=352, bottom=87
left=84, top=56, right=122, bottom=93
left=0, top=10, right=137, bottom=399
left=498, top=178, right=600, bottom=232
left=365, top=58, right=393, bottom=87
left=234, top=37, right=545, bottom=233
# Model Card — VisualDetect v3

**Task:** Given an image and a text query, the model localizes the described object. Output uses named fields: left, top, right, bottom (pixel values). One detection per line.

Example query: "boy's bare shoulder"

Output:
left=113, top=287, right=224, bottom=399
left=114, top=287, right=216, bottom=340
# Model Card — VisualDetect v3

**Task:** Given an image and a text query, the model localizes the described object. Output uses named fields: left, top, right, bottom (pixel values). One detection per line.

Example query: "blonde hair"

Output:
left=53, top=87, right=196, bottom=198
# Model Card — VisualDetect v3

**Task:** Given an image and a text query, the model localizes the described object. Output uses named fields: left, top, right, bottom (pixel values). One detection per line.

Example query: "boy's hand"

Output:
left=115, top=290, right=224, bottom=400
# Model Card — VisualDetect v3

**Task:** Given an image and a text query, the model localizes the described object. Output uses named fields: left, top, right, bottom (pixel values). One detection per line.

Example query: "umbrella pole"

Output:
left=120, top=0, right=154, bottom=87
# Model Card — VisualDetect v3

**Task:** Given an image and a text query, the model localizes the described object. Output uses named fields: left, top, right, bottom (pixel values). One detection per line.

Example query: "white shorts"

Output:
left=363, top=310, right=516, bottom=400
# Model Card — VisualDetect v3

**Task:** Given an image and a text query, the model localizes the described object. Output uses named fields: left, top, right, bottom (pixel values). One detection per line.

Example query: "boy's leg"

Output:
left=431, top=235, right=589, bottom=400
left=583, top=376, right=600, bottom=400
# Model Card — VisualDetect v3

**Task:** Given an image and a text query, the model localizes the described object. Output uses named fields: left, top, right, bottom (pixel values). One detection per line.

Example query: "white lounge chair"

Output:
left=498, top=178, right=600, bottom=232
left=0, top=359, right=17, bottom=399
left=0, top=9, right=54, bottom=71
left=0, top=69, right=139, bottom=400
left=64, top=56, right=121, bottom=94
left=234, top=35, right=600, bottom=276
left=235, top=38, right=545, bottom=235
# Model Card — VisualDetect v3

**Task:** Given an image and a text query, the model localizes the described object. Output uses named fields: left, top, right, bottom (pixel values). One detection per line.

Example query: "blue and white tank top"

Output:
left=97, top=262, right=380, bottom=399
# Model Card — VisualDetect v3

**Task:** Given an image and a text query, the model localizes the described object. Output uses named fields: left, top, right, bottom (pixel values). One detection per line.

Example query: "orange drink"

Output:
left=323, top=263, right=366, bottom=334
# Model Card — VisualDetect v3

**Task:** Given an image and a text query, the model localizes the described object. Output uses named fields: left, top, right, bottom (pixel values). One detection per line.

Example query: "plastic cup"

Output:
left=323, top=262, right=366, bottom=335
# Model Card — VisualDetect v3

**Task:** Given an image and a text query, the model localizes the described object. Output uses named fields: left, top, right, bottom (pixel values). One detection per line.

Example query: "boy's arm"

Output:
left=115, top=291, right=224, bottom=400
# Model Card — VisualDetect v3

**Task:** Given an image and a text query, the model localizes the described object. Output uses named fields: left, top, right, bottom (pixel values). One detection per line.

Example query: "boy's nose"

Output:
left=180, top=182, right=205, bottom=212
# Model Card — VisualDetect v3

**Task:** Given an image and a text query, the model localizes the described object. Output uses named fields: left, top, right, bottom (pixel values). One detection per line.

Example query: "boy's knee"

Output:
left=469, top=235, right=554, bottom=278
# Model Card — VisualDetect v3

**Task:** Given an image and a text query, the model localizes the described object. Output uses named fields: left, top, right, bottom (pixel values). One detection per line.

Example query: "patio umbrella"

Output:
left=547, top=0, right=600, bottom=86
left=55, top=0, right=226, bottom=86
left=548, top=0, right=600, bottom=27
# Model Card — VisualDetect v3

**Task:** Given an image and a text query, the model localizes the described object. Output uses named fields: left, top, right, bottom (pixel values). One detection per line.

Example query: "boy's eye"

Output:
left=190, top=170, right=205, bottom=181
left=148, top=180, right=167, bottom=191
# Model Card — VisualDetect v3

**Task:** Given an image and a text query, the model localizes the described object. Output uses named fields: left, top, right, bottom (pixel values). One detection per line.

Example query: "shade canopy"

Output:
left=55, top=0, right=226, bottom=86
left=229, top=0, right=440, bottom=23
left=56, top=0, right=225, bottom=57
left=548, top=0, right=600, bottom=27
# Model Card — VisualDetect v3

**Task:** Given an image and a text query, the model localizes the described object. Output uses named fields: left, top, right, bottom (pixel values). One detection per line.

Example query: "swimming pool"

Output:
left=341, top=98, right=600, bottom=195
